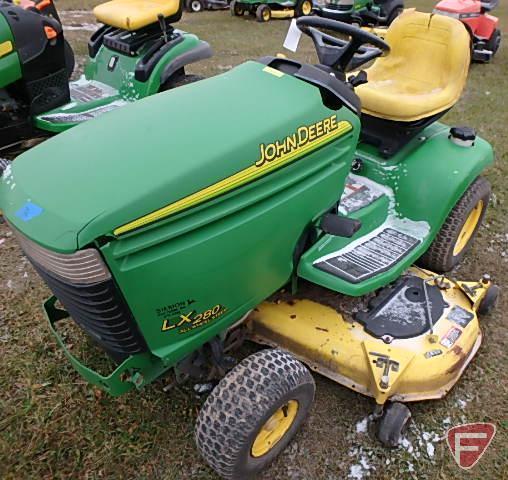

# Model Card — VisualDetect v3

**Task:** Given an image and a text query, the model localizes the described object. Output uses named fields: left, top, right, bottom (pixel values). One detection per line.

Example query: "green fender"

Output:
left=0, top=13, right=21, bottom=89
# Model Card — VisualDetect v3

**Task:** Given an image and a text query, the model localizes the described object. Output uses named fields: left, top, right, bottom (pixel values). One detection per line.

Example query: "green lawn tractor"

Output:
left=230, top=0, right=313, bottom=22
left=0, top=10, right=500, bottom=480
left=0, top=0, right=211, bottom=150
left=314, top=0, right=404, bottom=26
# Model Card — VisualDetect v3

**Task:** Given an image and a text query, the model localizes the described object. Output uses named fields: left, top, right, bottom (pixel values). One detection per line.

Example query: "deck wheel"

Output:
left=256, top=4, right=271, bottom=22
left=376, top=402, right=411, bottom=447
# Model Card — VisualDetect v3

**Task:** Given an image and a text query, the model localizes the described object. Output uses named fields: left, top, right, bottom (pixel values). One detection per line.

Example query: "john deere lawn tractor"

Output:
left=230, top=0, right=312, bottom=22
left=0, top=0, right=211, bottom=150
left=0, top=10, right=499, bottom=480
left=314, top=0, right=404, bottom=26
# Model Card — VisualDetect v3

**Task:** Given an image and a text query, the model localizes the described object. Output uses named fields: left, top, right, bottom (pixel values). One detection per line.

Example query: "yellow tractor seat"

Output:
left=355, top=10, right=471, bottom=122
left=94, top=0, right=180, bottom=31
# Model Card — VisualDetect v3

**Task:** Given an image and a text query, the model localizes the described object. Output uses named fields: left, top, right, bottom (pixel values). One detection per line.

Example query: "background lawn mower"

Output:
left=0, top=0, right=212, bottom=151
left=185, top=0, right=230, bottom=13
left=314, top=0, right=404, bottom=26
left=0, top=10, right=499, bottom=480
left=230, top=0, right=313, bottom=22
left=434, top=0, right=501, bottom=62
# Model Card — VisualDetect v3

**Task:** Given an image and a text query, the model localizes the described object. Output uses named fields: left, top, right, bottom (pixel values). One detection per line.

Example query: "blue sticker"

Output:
left=15, top=201, right=44, bottom=222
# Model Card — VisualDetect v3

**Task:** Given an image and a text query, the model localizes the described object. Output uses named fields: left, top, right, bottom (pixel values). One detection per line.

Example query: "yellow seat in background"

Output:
left=356, top=10, right=471, bottom=122
left=94, top=0, right=180, bottom=31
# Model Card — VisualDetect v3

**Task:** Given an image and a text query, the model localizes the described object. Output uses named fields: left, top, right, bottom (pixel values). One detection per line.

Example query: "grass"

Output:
left=1, top=1, right=507, bottom=479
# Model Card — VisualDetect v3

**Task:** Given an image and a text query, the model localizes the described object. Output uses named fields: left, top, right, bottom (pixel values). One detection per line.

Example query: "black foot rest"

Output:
left=314, top=228, right=421, bottom=283
left=355, top=275, right=447, bottom=340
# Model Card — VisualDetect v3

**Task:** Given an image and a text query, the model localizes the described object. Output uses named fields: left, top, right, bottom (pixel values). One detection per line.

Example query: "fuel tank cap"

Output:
left=449, top=126, right=476, bottom=147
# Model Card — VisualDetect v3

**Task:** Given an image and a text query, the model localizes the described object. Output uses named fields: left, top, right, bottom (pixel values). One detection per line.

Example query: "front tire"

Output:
left=418, top=176, right=491, bottom=273
left=195, top=349, right=315, bottom=480
left=256, top=4, right=271, bottom=22
left=186, top=0, right=204, bottom=12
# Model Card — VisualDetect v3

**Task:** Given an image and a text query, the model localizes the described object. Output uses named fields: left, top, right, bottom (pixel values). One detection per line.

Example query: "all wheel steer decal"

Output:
left=113, top=115, right=352, bottom=236
left=161, top=304, right=228, bottom=334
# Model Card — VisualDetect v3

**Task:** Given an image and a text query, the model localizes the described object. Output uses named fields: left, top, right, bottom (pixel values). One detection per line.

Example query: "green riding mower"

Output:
left=0, top=9, right=499, bottom=480
left=0, top=0, right=211, bottom=150
left=230, top=0, right=313, bottom=22
left=314, top=0, right=404, bottom=26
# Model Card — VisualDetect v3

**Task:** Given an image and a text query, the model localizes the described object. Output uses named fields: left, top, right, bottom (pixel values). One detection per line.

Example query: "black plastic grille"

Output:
left=33, top=262, right=147, bottom=358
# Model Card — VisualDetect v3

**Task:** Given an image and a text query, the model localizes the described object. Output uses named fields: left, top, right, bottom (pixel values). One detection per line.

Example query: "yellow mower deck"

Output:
left=247, top=269, right=489, bottom=405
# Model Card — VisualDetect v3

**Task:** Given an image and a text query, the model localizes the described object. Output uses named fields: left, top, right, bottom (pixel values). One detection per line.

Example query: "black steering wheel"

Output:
left=296, top=17, right=390, bottom=74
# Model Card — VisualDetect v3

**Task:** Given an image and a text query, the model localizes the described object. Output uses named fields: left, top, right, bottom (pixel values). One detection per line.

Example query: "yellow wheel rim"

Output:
left=263, top=9, right=270, bottom=20
left=302, top=1, right=312, bottom=15
left=251, top=400, right=299, bottom=457
left=453, top=200, right=483, bottom=256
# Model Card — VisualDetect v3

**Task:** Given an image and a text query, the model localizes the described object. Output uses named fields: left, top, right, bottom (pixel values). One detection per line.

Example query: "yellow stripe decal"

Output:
left=114, top=120, right=353, bottom=236
left=0, top=41, right=13, bottom=58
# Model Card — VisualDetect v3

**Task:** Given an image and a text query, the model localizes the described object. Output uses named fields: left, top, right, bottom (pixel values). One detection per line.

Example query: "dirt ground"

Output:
left=1, top=1, right=507, bottom=479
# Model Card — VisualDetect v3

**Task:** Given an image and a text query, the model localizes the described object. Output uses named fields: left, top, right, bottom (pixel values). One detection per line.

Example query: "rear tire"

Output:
left=159, top=74, right=205, bottom=92
left=295, top=0, right=313, bottom=17
left=417, top=176, right=491, bottom=273
left=64, top=39, right=75, bottom=79
left=195, top=349, right=315, bottom=480
left=377, top=402, right=411, bottom=447
left=230, top=0, right=244, bottom=16
left=256, top=4, right=271, bottom=22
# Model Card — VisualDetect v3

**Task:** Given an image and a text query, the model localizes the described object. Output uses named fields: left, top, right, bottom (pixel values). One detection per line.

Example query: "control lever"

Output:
left=320, top=213, right=362, bottom=238
left=158, top=13, right=168, bottom=43
left=349, top=70, right=368, bottom=88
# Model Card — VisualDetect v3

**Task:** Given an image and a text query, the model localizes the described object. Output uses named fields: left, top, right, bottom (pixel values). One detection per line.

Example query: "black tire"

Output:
left=159, top=74, right=205, bottom=92
left=64, top=39, right=75, bottom=79
left=256, top=4, right=271, bottom=22
left=230, top=0, right=244, bottom=16
left=487, top=29, right=501, bottom=56
left=377, top=402, right=411, bottom=447
left=186, top=0, right=204, bottom=12
left=295, top=0, right=313, bottom=17
left=477, top=284, right=500, bottom=315
left=418, top=176, right=491, bottom=273
left=195, top=349, right=315, bottom=480
left=386, top=7, right=403, bottom=25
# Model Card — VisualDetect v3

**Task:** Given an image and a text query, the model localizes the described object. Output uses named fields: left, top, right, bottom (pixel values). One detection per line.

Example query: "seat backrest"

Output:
left=94, top=0, right=182, bottom=31
left=366, top=10, right=470, bottom=94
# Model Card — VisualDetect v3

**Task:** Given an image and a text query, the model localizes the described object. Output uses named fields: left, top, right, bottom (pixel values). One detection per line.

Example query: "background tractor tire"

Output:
left=230, top=0, right=244, bottom=16
left=488, top=29, right=501, bottom=56
left=417, top=176, right=491, bottom=273
left=256, top=4, right=271, bottom=22
left=159, top=74, right=205, bottom=92
left=64, top=39, right=75, bottom=79
left=295, top=0, right=313, bottom=17
left=186, top=0, right=205, bottom=12
left=377, top=402, right=411, bottom=447
left=195, top=349, right=315, bottom=480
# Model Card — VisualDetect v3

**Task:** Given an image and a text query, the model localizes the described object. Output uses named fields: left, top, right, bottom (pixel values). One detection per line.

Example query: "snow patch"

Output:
left=355, top=416, right=369, bottom=434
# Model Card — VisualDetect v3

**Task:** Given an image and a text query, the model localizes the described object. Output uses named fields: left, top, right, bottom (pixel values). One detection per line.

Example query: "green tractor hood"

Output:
left=0, top=61, right=357, bottom=252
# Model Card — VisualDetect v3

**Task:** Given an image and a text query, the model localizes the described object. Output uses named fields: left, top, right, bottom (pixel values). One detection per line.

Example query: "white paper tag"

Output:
left=283, top=19, right=302, bottom=52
